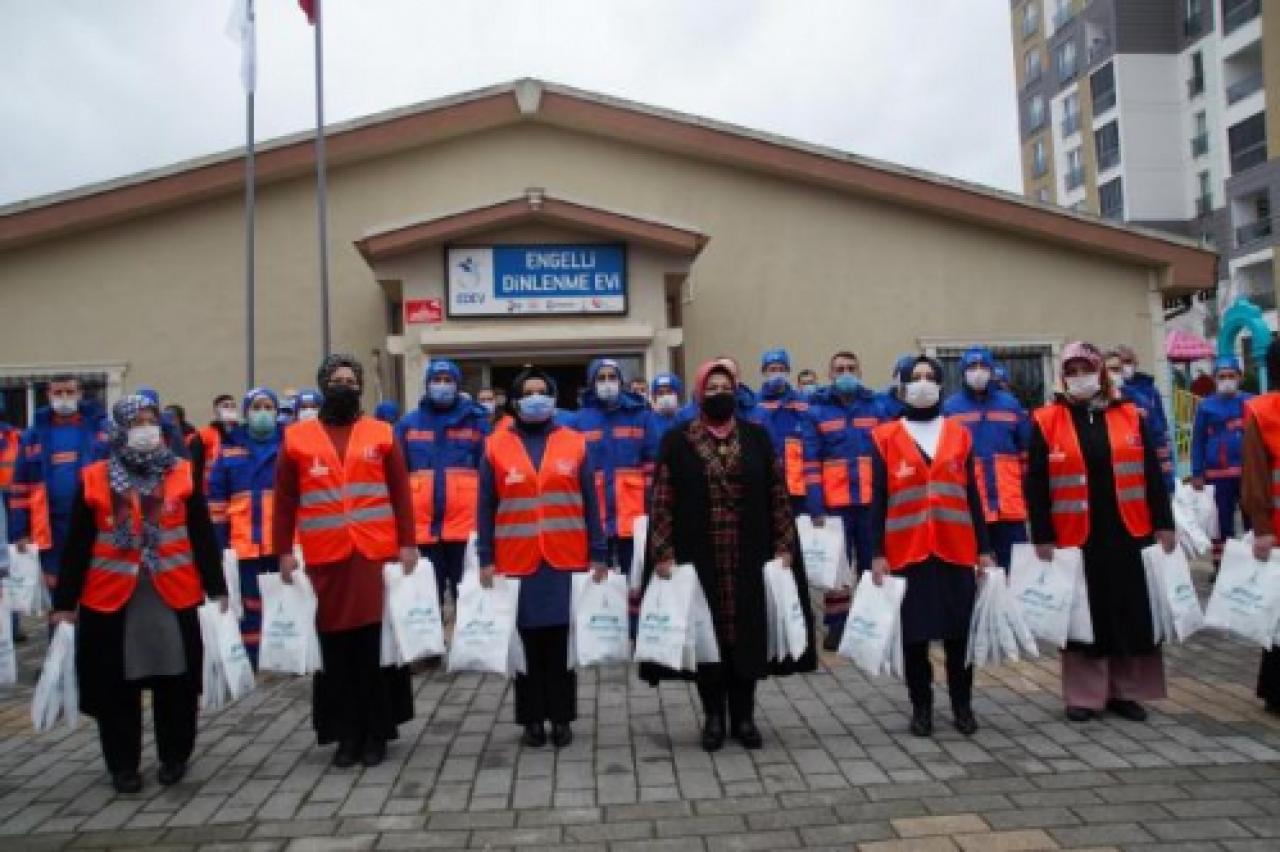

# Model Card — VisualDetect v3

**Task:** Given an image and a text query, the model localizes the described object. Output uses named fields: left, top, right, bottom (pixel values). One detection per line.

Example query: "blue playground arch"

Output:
left=1217, top=297, right=1273, bottom=391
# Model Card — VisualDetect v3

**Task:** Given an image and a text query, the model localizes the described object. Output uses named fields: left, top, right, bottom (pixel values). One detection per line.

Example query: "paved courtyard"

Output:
left=3, top=569, right=1280, bottom=851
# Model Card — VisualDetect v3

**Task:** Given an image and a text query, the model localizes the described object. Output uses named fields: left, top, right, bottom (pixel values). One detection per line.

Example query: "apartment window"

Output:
left=1188, top=51, right=1205, bottom=98
left=1056, top=40, right=1078, bottom=84
left=1033, top=138, right=1048, bottom=176
left=1099, top=177, right=1124, bottom=220
left=1053, top=0, right=1074, bottom=30
left=1223, top=0, right=1262, bottom=36
left=1192, top=111, right=1209, bottom=157
left=1022, top=2, right=1040, bottom=38
left=1095, top=120, right=1121, bottom=171
left=1027, top=94, right=1047, bottom=132
left=1185, top=0, right=1205, bottom=36
left=1066, top=147, right=1085, bottom=190
left=1229, top=112, right=1268, bottom=174
left=1023, top=48, right=1043, bottom=85
left=1091, top=62, right=1116, bottom=114
left=1062, top=91, right=1081, bottom=136
left=1197, top=170, right=1213, bottom=216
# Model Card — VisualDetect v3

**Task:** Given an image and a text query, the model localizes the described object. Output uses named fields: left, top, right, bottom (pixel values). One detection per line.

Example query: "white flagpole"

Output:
left=244, top=0, right=256, bottom=387
left=313, top=0, right=331, bottom=357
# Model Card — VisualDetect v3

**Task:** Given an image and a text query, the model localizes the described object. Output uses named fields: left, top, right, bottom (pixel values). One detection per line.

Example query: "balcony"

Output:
left=1093, top=88, right=1117, bottom=115
left=1022, top=8, right=1039, bottom=39
left=1065, top=166, right=1086, bottom=191
left=1097, top=146, right=1121, bottom=172
left=1087, top=37, right=1110, bottom=66
left=1187, top=75, right=1205, bottom=99
left=1058, top=58, right=1078, bottom=84
left=1185, top=14, right=1205, bottom=38
left=1236, top=217, right=1273, bottom=247
left=1061, top=112, right=1081, bottom=137
left=1223, top=0, right=1261, bottom=36
left=1053, top=6, right=1074, bottom=30
left=1196, top=194, right=1214, bottom=217
left=1232, top=140, right=1268, bottom=174
left=1227, top=71, right=1264, bottom=105
left=1024, top=63, right=1043, bottom=87
left=1192, top=132, right=1210, bottom=157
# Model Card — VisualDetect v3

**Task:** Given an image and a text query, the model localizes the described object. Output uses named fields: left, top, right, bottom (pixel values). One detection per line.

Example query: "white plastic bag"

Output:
left=629, top=516, right=648, bottom=591
left=222, top=549, right=244, bottom=621
left=1064, top=548, right=1095, bottom=645
left=685, top=576, right=720, bottom=668
left=837, top=572, right=907, bottom=678
left=796, top=515, right=849, bottom=590
left=570, top=571, right=630, bottom=668
left=258, top=573, right=323, bottom=675
left=1205, top=538, right=1280, bottom=648
left=448, top=573, right=522, bottom=676
left=765, top=560, right=808, bottom=662
left=3, top=545, right=45, bottom=617
left=1172, top=482, right=1214, bottom=557
left=462, top=533, right=480, bottom=581
left=32, top=622, right=78, bottom=732
left=198, top=603, right=231, bottom=712
left=0, top=599, right=16, bottom=685
left=211, top=603, right=255, bottom=698
left=1009, top=544, right=1083, bottom=649
left=634, top=563, right=698, bottom=670
left=967, top=568, right=1039, bottom=668
left=385, top=560, right=446, bottom=663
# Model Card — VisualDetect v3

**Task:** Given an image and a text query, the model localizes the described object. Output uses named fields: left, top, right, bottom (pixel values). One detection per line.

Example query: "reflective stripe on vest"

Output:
left=872, top=419, right=979, bottom=571
left=487, top=426, right=589, bottom=575
left=79, top=459, right=203, bottom=613
left=286, top=417, right=400, bottom=564
left=1032, top=402, right=1153, bottom=547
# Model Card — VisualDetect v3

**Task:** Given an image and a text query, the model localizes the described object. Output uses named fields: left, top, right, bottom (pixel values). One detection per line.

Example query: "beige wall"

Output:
left=0, top=120, right=1160, bottom=412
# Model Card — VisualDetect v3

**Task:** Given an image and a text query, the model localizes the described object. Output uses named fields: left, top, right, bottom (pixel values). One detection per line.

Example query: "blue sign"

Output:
left=447, top=244, right=627, bottom=316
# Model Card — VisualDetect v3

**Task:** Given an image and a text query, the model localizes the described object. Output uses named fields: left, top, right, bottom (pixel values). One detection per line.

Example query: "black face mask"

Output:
left=320, top=384, right=361, bottom=425
left=699, top=392, right=736, bottom=422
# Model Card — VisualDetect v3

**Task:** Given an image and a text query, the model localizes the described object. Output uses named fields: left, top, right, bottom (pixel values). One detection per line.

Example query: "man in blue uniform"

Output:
left=757, top=348, right=824, bottom=520
left=1190, top=355, right=1254, bottom=568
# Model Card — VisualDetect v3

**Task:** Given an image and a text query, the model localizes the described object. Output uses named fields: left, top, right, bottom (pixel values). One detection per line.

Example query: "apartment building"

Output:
left=1012, top=0, right=1277, bottom=330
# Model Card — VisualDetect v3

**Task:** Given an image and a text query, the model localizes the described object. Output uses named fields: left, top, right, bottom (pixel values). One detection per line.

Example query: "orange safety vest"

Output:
left=80, top=460, right=204, bottom=613
left=285, top=417, right=399, bottom=565
left=192, top=425, right=222, bottom=493
left=0, top=428, right=18, bottom=492
left=1246, top=393, right=1280, bottom=533
left=227, top=488, right=276, bottom=560
left=487, top=426, right=589, bottom=575
left=1032, top=402, right=1152, bottom=547
left=974, top=453, right=1028, bottom=523
left=409, top=467, right=479, bottom=544
left=873, top=419, right=979, bottom=571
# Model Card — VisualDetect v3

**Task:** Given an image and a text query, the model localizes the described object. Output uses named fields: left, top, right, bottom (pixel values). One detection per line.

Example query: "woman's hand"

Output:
left=871, top=556, right=889, bottom=587
left=49, top=610, right=76, bottom=626
left=479, top=565, right=496, bottom=589
left=399, top=546, right=419, bottom=575
left=1254, top=534, right=1276, bottom=562
left=590, top=563, right=609, bottom=583
left=1155, top=529, right=1177, bottom=555
left=655, top=559, right=674, bottom=579
left=280, top=554, right=299, bottom=585
left=14, top=537, right=31, bottom=554
left=1035, top=543, right=1055, bottom=563
left=978, top=553, right=997, bottom=570
left=774, top=552, right=792, bottom=569
left=810, top=515, right=825, bottom=528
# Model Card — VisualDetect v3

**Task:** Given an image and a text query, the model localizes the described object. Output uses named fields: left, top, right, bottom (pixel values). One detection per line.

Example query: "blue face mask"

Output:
left=798, top=384, right=817, bottom=398
left=517, top=394, right=555, bottom=423
left=834, top=373, right=861, bottom=395
left=427, top=382, right=456, bottom=406
left=763, top=375, right=790, bottom=395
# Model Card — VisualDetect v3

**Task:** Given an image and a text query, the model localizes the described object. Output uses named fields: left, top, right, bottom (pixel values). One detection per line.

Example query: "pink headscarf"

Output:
left=693, top=358, right=739, bottom=438
left=1061, top=341, right=1103, bottom=372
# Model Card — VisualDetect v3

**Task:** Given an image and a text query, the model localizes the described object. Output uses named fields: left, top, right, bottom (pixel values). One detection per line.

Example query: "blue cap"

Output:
left=760, top=348, right=791, bottom=371
left=296, top=389, right=322, bottom=408
left=651, top=372, right=683, bottom=395
left=375, top=400, right=401, bottom=422
left=959, top=347, right=995, bottom=371
left=588, top=358, right=624, bottom=384
left=1215, top=355, right=1242, bottom=374
left=892, top=354, right=917, bottom=383
left=242, top=386, right=279, bottom=413
left=425, top=359, right=461, bottom=386
left=137, top=387, right=161, bottom=406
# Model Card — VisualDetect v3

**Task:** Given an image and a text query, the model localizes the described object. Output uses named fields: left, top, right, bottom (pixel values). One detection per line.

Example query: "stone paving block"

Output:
left=798, top=821, right=896, bottom=845
left=891, top=813, right=989, bottom=837
left=857, top=838, right=961, bottom=852
left=953, top=829, right=1058, bottom=851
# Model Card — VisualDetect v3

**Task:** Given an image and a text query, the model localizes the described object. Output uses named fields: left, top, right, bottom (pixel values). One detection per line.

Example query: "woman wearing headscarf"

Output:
left=476, top=367, right=607, bottom=748
left=643, top=359, right=816, bottom=752
left=1026, top=342, right=1176, bottom=722
left=208, top=387, right=283, bottom=668
left=50, top=394, right=226, bottom=793
left=1241, top=339, right=1280, bottom=715
left=273, top=355, right=418, bottom=768
left=870, top=355, right=994, bottom=738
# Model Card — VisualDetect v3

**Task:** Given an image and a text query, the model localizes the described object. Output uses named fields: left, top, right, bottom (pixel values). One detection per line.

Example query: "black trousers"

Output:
left=1258, top=649, right=1280, bottom=705
left=514, top=626, right=577, bottom=725
left=95, top=675, right=198, bottom=775
left=313, top=624, right=412, bottom=747
left=904, top=638, right=972, bottom=712
left=696, top=652, right=758, bottom=727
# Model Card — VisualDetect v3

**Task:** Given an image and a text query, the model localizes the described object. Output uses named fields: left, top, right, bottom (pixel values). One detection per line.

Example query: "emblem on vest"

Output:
left=555, top=459, right=576, bottom=476
left=505, top=469, right=526, bottom=485
left=1048, top=446, right=1066, bottom=463
left=894, top=460, right=916, bottom=479
left=1127, top=434, right=1141, bottom=448
left=310, top=457, right=330, bottom=477
left=363, top=446, right=382, bottom=462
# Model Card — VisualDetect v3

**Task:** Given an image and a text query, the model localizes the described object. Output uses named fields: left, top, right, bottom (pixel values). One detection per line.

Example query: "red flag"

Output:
left=298, top=0, right=316, bottom=24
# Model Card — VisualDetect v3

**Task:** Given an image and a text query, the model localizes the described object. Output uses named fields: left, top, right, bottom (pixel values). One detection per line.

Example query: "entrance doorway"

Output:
left=460, top=353, right=644, bottom=412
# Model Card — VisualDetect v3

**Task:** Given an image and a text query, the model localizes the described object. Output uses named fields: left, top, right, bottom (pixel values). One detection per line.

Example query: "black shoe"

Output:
left=111, top=771, right=142, bottom=794
left=822, top=627, right=842, bottom=652
left=332, top=740, right=361, bottom=768
left=701, top=715, right=725, bottom=752
left=551, top=723, right=573, bottom=748
left=1107, top=699, right=1148, bottom=722
left=157, top=761, right=187, bottom=786
left=521, top=723, right=547, bottom=748
left=361, top=738, right=386, bottom=767
left=731, top=720, right=762, bottom=749
left=1265, top=700, right=1280, bottom=717
left=909, top=706, right=933, bottom=738
left=1065, top=706, right=1097, bottom=722
left=953, top=708, right=978, bottom=737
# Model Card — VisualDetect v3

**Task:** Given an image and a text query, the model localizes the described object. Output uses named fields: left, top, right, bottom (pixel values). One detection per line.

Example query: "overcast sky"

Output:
left=0, top=1, right=1020, bottom=207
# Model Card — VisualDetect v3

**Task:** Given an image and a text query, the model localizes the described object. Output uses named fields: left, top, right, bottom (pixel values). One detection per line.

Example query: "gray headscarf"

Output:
left=106, top=394, right=179, bottom=565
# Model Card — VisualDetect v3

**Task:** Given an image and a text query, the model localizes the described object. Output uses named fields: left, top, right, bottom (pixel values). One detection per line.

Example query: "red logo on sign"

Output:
left=404, top=298, right=443, bottom=325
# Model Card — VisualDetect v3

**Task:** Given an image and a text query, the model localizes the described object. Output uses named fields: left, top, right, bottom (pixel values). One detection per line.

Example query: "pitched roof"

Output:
left=0, top=78, right=1216, bottom=290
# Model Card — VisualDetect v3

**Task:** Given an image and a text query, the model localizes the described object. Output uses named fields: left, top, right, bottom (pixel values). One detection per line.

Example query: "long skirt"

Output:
left=312, top=623, right=413, bottom=747
left=1060, top=650, right=1166, bottom=710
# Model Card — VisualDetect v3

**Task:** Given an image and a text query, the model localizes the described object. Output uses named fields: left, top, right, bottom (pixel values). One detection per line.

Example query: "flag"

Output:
left=298, top=0, right=317, bottom=24
left=224, top=0, right=256, bottom=92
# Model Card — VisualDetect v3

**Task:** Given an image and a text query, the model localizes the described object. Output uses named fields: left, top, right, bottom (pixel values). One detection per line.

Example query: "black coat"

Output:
left=639, top=419, right=817, bottom=684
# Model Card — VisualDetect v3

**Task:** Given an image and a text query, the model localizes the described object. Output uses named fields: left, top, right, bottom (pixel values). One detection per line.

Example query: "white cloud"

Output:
left=0, top=0, right=1020, bottom=206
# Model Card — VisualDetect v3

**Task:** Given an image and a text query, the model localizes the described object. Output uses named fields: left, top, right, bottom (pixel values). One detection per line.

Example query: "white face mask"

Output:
left=1108, top=370, right=1124, bottom=388
left=297, top=408, right=319, bottom=422
left=1121, top=364, right=1136, bottom=380
left=1065, top=373, right=1101, bottom=399
left=50, top=396, right=80, bottom=416
left=127, top=424, right=162, bottom=452
left=654, top=393, right=679, bottom=414
left=1218, top=378, right=1239, bottom=395
left=218, top=406, right=240, bottom=424
left=964, top=368, right=991, bottom=392
left=595, top=380, right=620, bottom=402
left=905, top=379, right=940, bottom=409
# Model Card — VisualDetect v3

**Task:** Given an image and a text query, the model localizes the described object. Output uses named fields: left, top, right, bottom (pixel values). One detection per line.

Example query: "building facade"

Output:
left=0, top=80, right=1214, bottom=425
left=1012, top=0, right=1274, bottom=332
